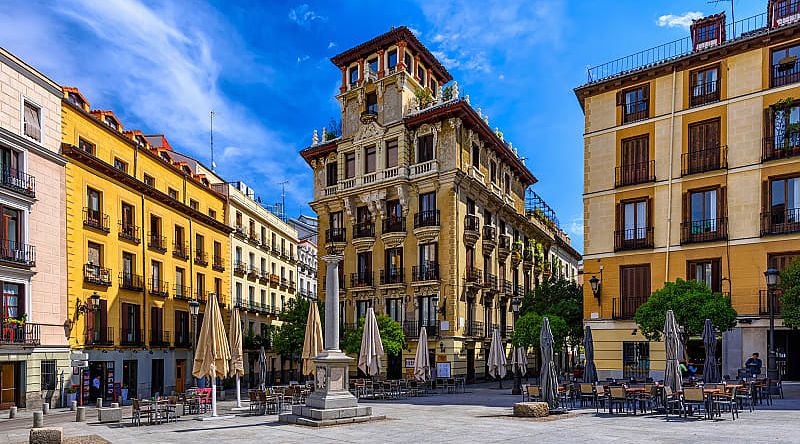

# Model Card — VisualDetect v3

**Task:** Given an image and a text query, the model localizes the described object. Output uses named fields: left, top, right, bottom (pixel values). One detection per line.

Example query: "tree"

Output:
left=341, top=314, right=406, bottom=357
left=511, top=312, right=568, bottom=351
left=519, top=276, right=584, bottom=348
left=634, top=279, right=737, bottom=344
left=272, top=298, right=324, bottom=357
left=780, top=258, right=800, bottom=328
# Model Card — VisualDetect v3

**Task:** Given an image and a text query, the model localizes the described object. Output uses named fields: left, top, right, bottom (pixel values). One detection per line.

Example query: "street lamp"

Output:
left=511, top=297, right=522, bottom=396
left=589, top=275, right=601, bottom=297
left=764, top=267, right=780, bottom=381
left=189, top=300, right=200, bottom=386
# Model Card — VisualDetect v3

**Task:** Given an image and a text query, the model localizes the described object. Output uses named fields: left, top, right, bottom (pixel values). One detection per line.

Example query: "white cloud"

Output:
left=567, top=216, right=584, bottom=238
left=297, top=55, right=310, bottom=63
left=408, top=27, right=422, bottom=37
left=498, top=73, right=505, bottom=81
left=656, top=12, right=704, bottom=29
left=288, top=4, right=326, bottom=26
left=327, top=41, right=336, bottom=49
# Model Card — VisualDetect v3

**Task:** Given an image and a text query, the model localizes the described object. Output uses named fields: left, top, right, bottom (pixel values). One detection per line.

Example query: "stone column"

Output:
left=414, top=55, right=420, bottom=81
left=323, top=254, right=343, bottom=351
left=397, top=41, right=407, bottom=71
left=339, top=66, right=348, bottom=94
left=377, top=49, right=385, bottom=78
left=358, top=58, right=365, bottom=86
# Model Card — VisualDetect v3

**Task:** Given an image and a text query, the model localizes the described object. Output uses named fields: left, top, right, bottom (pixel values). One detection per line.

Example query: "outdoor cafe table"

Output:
left=141, top=399, right=176, bottom=424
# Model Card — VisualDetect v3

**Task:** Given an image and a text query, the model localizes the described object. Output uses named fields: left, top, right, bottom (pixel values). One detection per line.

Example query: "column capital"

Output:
left=322, top=254, right=344, bottom=264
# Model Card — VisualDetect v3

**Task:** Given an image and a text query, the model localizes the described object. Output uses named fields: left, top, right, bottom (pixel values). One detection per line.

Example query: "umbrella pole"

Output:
left=211, top=378, right=218, bottom=417
left=235, top=375, right=241, bottom=408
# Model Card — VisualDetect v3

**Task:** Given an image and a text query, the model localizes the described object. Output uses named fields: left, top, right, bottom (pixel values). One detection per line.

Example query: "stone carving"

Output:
left=315, top=366, right=327, bottom=390
left=396, top=185, right=408, bottom=214
left=313, top=129, right=319, bottom=146
left=343, top=197, right=354, bottom=224
left=322, top=127, right=327, bottom=141
left=451, top=81, right=459, bottom=99
left=354, top=120, right=385, bottom=143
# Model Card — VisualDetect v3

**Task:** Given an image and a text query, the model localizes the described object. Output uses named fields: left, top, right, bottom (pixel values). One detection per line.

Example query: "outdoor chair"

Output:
left=131, top=399, right=153, bottom=426
left=578, top=383, right=596, bottom=408
left=734, top=384, right=754, bottom=412
left=608, top=387, right=632, bottom=414
left=662, top=386, right=683, bottom=418
left=682, top=387, right=708, bottom=418
left=755, top=379, right=772, bottom=406
left=712, top=390, right=739, bottom=420
left=524, top=385, right=542, bottom=402
left=248, top=390, right=261, bottom=414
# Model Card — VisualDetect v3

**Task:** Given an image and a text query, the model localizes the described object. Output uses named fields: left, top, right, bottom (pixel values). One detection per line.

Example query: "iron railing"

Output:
left=212, top=255, right=225, bottom=271
left=498, top=234, right=510, bottom=250
left=148, top=233, right=167, bottom=252
left=0, top=321, right=40, bottom=346
left=0, top=240, right=35, bottom=266
left=173, top=284, right=192, bottom=300
left=350, top=272, right=374, bottom=287
left=465, top=320, right=485, bottom=337
left=85, top=327, right=113, bottom=346
left=622, top=99, right=649, bottom=123
left=465, top=267, right=482, bottom=285
left=682, top=146, right=727, bottom=175
left=611, top=297, right=644, bottom=320
left=414, top=210, right=440, bottom=228
left=148, top=278, right=169, bottom=297
left=403, top=320, right=438, bottom=338
left=464, top=214, right=479, bottom=231
left=119, top=273, right=144, bottom=291
left=759, top=289, right=783, bottom=316
left=173, top=241, right=189, bottom=259
left=382, top=216, right=405, bottom=233
left=118, top=222, right=140, bottom=244
left=233, top=261, right=248, bottom=275
left=84, top=264, right=111, bottom=286
left=689, top=79, right=721, bottom=107
left=761, top=209, right=800, bottom=235
left=353, top=222, right=375, bottom=239
left=194, top=250, right=208, bottom=266
left=0, top=168, right=35, bottom=197
left=120, top=328, right=144, bottom=346
left=615, top=161, right=655, bottom=187
left=614, top=227, right=654, bottom=251
left=83, top=208, right=110, bottom=232
left=380, top=268, right=404, bottom=285
left=412, top=262, right=439, bottom=281
left=763, top=133, right=800, bottom=161
left=326, top=228, right=346, bottom=243
left=681, top=217, right=728, bottom=243
left=482, top=225, right=496, bottom=241
left=149, top=330, right=170, bottom=347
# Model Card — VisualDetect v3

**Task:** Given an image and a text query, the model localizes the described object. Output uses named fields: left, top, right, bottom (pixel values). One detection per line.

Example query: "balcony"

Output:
left=465, top=267, right=482, bottom=286
left=482, top=225, right=497, bottom=253
left=465, top=320, right=485, bottom=337
left=119, top=273, right=144, bottom=291
left=614, top=227, right=654, bottom=251
left=148, top=279, right=169, bottom=297
left=483, top=272, right=497, bottom=291
left=763, top=134, right=800, bottom=162
left=761, top=209, right=800, bottom=236
left=412, top=262, right=439, bottom=282
left=149, top=330, right=170, bottom=347
left=689, top=79, right=721, bottom=107
left=464, top=214, right=479, bottom=246
left=353, top=222, right=375, bottom=239
left=118, top=222, right=140, bottom=244
left=350, top=272, right=373, bottom=288
left=0, top=168, right=35, bottom=198
left=681, top=218, right=728, bottom=244
left=403, top=320, right=438, bottom=338
left=500, top=281, right=513, bottom=295
left=212, top=255, right=225, bottom=271
left=233, top=261, right=248, bottom=276
left=248, top=230, right=260, bottom=245
left=147, top=233, right=167, bottom=253
left=194, top=251, right=208, bottom=266
left=85, top=327, right=113, bottom=346
left=233, top=225, right=247, bottom=239
left=83, top=208, right=110, bottom=232
left=0, top=321, right=39, bottom=346
left=772, top=60, right=800, bottom=88
left=280, top=277, right=288, bottom=288
left=174, top=330, right=191, bottom=348
left=0, top=240, right=35, bottom=267
left=681, top=146, right=727, bottom=176
left=615, top=161, right=655, bottom=187
left=248, top=266, right=260, bottom=280
left=382, top=217, right=406, bottom=233
left=622, top=100, right=649, bottom=124
left=270, top=273, right=280, bottom=286
left=84, top=264, right=111, bottom=286
left=326, top=228, right=346, bottom=243
left=414, top=210, right=440, bottom=228
left=195, top=290, right=208, bottom=304
left=380, top=268, right=404, bottom=285
left=516, top=285, right=526, bottom=298
left=120, top=328, right=144, bottom=346
left=611, top=297, right=644, bottom=320
left=289, top=281, right=296, bottom=292
left=173, top=284, right=192, bottom=301
left=759, top=290, right=783, bottom=316
left=173, top=241, right=189, bottom=260
left=259, top=272, right=269, bottom=285
left=410, top=159, right=437, bottom=178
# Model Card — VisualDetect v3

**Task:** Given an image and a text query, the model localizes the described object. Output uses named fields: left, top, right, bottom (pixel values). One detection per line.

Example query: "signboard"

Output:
left=436, top=354, right=448, bottom=363
left=404, top=358, right=415, bottom=368
left=440, top=321, right=449, bottom=332
left=70, top=352, right=89, bottom=361
left=105, top=362, right=115, bottom=400
left=71, top=360, right=89, bottom=368
left=81, top=368, right=90, bottom=406
left=436, top=362, right=451, bottom=378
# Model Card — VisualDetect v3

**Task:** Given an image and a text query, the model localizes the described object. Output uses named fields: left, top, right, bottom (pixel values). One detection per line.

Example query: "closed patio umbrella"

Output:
left=510, top=346, right=527, bottom=377
left=192, top=292, right=230, bottom=417
left=487, top=328, right=507, bottom=388
left=664, top=309, right=683, bottom=392
left=540, top=317, right=559, bottom=409
left=414, top=326, right=430, bottom=382
left=228, top=307, right=245, bottom=408
left=258, top=346, right=268, bottom=391
left=702, top=318, right=720, bottom=383
left=302, top=302, right=324, bottom=376
left=583, top=325, right=598, bottom=383
left=358, top=308, right=385, bottom=377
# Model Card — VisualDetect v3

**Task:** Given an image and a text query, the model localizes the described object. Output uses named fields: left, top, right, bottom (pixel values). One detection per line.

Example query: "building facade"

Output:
left=288, top=214, right=318, bottom=245
left=61, top=90, right=231, bottom=403
left=0, top=48, right=69, bottom=408
left=302, top=27, right=570, bottom=381
left=577, top=3, right=800, bottom=380
left=297, top=239, right=318, bottom=300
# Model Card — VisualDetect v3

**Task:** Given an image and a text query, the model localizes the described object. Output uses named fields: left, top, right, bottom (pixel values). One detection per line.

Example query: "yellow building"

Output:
left=61, top=88, right=231, bottom=403
left=576, top=3, right=800, bottom=380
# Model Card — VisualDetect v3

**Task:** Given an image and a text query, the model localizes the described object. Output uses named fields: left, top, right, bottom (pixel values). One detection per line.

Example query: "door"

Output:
left=175, top=360, right=185, bottom=393
left=122, top=360, right=138, bottom=400
left=466, top=349, right=475, bottom=384
left=0, top=363, right=18, bottom=408
left=151, top=359, right=164, bottom=397
left=688, top=119, right=720, bottom=172
left=387, top=354, right=402, bottom=380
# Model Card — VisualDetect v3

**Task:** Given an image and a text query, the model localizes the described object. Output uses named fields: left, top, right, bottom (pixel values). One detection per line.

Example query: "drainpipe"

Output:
left=135, top=144, right=148, bottom=356
left=665, top=66, right=677, bottom=281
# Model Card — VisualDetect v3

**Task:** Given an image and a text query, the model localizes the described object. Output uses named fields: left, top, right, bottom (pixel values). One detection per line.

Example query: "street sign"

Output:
left=70, top=352, right=88, bottom=361
left=71, top=360, right=88, bottom=368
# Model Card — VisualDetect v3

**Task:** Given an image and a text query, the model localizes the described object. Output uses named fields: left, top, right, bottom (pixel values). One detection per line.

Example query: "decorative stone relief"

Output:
left=396, top=185, right=408, bottom=215
left=342, top=197, right=354, bottom=224
left=354, top=120, right=386, bottom=144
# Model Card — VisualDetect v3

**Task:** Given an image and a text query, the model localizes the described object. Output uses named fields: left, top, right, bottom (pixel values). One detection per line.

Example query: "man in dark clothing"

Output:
left=745, top=353, right=763, bottom=376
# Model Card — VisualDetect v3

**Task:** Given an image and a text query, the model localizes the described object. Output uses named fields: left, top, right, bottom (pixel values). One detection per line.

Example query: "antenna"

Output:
left=708, top=0, right=734, bottom=24
left=210, top=111, right=216, bottom=172
left=278, top=180, right=289, bottom=222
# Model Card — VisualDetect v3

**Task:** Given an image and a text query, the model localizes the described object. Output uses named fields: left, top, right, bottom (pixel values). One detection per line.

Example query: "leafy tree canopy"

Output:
left=511, top=312, right=568, bottom=350
left=272, top=298, right=325, bottom=357
left=634, top=278, right=737, bottom=342
left=780, top=258, right=800, bottom=328
left=519, top=276, right=584, bottom=346
left=341, top=314, right=406, bottom=357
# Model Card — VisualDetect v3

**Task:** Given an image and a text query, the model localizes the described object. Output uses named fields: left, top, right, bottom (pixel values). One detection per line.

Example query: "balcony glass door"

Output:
left=771, top=176, right=800, bottom=225
left=418, top=296, right=436, bottom=330
left=623, top=200, right=647, bottom=240
left=690, top=189, right=718, bottom=233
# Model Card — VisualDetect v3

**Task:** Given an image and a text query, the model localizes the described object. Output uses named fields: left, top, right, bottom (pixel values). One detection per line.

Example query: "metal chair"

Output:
left=682, top=387, right=708, bottom=418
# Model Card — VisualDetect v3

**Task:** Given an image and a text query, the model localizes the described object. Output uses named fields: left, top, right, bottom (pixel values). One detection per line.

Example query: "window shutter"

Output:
left=711, top=259, right=722, bottom=293
left=642, top=83, right=650, bottom=100
left=121, top=303, right=129, bottom=335
left=151, top=307, right=158, bottom=334
left=764, top=107, right=773, bottom=139
left=99, top=299, right=108, bottom=335
left=646, top=197, right=653, bottom=228
left=682, top=192, right=690, bottom=225
left=615, top=202, right=622, bottom=235
left=718, top=186, right=727, bottom=220
left=616, top=89, right=627, bottom=106
left=762, top=180, right=770, bottom=213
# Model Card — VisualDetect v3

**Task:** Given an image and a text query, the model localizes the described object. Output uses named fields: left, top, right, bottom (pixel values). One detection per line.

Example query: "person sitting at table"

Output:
left=679, top=361, right=689, bottom=377
left=745, top=353, right=762, bottom=376
left=687, top=363, right=698, bottom=377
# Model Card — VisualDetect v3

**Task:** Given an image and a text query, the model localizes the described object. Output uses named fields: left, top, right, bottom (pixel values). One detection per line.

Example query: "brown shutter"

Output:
left=646, top=197, right=653, bottom=229
left=764, top=107, right=773, bottom=139
left=762, top=180, right=770, bottom=213
left=616, top=90, right=626, bottom=106
left=718, top=186, right=727, bottom=220
left=121, top=302, right=129, bottom=335
left=87, top=299, right=96, bottom=336
left=99, top=299, right=108, bottom=336
left=642, top=84, right=650, bottom=100
left=711, top=259, right=722, bottom=293
left=682, top=192, right=690, bottom=225
left=615, top=202, right=622, bottom=237
left=686, top=260, right=693, bottom=282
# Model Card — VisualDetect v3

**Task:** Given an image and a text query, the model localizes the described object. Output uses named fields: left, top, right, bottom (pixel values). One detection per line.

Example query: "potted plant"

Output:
left=65, top=386, right=78, bottom=405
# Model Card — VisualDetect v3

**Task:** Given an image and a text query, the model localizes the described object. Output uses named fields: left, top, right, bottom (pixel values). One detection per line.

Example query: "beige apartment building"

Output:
left=302, top=27, right=577, bottom=381
left=0, top=48, right=69, bottom=408
left=576, top=3, right=800, bottom=380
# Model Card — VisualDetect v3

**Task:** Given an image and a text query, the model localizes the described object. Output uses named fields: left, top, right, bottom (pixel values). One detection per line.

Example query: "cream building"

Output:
left=297, top=239, right=317, bottom=300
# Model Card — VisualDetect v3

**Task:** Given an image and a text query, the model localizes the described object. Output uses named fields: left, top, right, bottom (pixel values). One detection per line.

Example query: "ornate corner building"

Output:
left=301, top=27, right=580, bottom=381
left=576, top=1, right=800, bottom=381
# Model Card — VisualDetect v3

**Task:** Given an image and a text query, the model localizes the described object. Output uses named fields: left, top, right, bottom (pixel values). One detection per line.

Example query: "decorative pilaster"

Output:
left=377, top=49, right=385, bottom=78
left=357, top=58, right=365, bottom=86
left=397, top=41, right=407, bottom=71
left=339, top=66, right=347, bottom=93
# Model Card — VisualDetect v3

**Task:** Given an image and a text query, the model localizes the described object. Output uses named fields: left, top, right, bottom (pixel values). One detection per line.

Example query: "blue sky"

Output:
left=0, top=0, right=766, bottom=254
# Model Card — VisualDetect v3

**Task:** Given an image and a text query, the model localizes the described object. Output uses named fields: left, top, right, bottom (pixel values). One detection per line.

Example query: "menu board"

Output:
left=81, top=369, right=90, bottom=406
left=105, top=362, right=115, bottom=400
left=436, top=362, right=451, bottom=378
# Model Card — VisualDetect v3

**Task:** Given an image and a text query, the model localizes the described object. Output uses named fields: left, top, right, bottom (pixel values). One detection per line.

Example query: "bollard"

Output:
left=42, top=403, right=50, bottom=415
left=96, top=398, right=103, bottom=408
left=33, top=411, right=43, bottom=428
left=111, top=402, right=119, bottom=408
left=70, top=400, right=77, bottom=411
left=9, top=406, right=17, bottom=418
left=76, top=406, right=86, bottom=422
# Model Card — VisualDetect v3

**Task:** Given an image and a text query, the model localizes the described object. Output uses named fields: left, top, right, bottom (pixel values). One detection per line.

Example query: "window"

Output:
left=622, top=342, right=650, bottom=380
left=689, top=66, right=720, bottom=107
left=694, top=22, right=719, bottom=44
left=356, top=299, right=372, bottom=320
left=617, top=84, right=649, bottom=123
left=151, top=260, right=161, bottom=286
left=687, top=188, right=721, bottom=234
left=356, top=251, right=372, bottom=282
left=195, top=233, right=204, bottom=255
left=113, top=158, right=127, bottom=173
left=490, top=160, right=497, bottom=183
left=615, top=198, right=651, bottom=250
left=349, top=66, right=358, bottom=85
left=618, top=135, right=651, bottom=186
left=208, top=209, right=216, bottom=219
left=150, top=214, right=162, bottom=237
left=364, top=146, right=376, bottom=173
left=417, top=65, right=425, bottom=84
left=67, top=92, right=85, bottom=108
left=143, top=174, right=155, bottom=188
left=418, top=296, right=436, bottom=328
left=248, top=286, right=255, bottom=304
left=686, top=119, right=722, bottom=174
left=386, top=199, right=401, bottom=221
left=87, top=241, right=103, bottom=266
left=418, top=134, right=434, bottom=163
left=196, top=272, right=205, bottom=295
left=687, top=259, right=721, bottom=292
left=504, top=173, right=511, bottom=194
left=0, top=206, right=21, bottom=248
left=1, top=282, right=23, bottom=318
left=367, top=58, right=378, bottom=74
left=40, top=360, right=56, bottom=390
left=766, top=103, right=800, bottom=160
left=104, top=116, right=118, bottom=130
left=168, top=188, right=179, bottom=201
left=79, top=138, right=95, bottom=155
left=122, top=252, right=135, bottom=284
left=365, top=92, right=377, bottom=114
left=419, top=242, right=437, bottom=270
left=386, top=298, right=402, bottom=323
left=768, top=175, right=800, bottom=229
left=404, top=53, right=412, bottom=74
left=771, top=43, right=800, bottom=87
left=385, top=139, right=398, bottom=168
left=326, top=161, right=338, bottom=186
left=345, top=153, right=355, bottom=179
left=23, top=101, right=42, bottom=142
left=388, top=50, right=398, bottom=70
left=189, top=199, right=199, bottom=211
left=471, top=144, right=480, bottom=168
left=175, top=310, right=189, bottom=345
left=431, top=79, right=438, bottom=96
left=175, top=268, right=185, bottom=295
left=620, top=264, right=650, bottom=318
left=385, top=247, right=403, bottom=282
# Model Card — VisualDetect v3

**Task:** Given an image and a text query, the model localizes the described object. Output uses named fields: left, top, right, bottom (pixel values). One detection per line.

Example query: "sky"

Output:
left=0, top=0, right=767, bottom=254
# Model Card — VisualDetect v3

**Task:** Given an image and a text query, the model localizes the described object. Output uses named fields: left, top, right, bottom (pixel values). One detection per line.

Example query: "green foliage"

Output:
left=414, top=88, right=433, bottom=108
left=272, top=298, right=322, bottom=357
left=780, top=258, right=800, bottom=328
left=519, top=276, right=584, bottom=347
left=511, top=312, right=568, bottom=350
left=442, top=84, right=453, bottom=101
left=243, top=328, right=273, bottom=350
left=634, top=279, right=737, bottom=342
left=341, top=314, right=406, bottom=357
left=326, top=118, right=341, bottom=139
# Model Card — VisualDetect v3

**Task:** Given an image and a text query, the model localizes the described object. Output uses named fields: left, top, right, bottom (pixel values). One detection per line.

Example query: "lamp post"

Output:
left=189, top=300, right=200, bottom=386
left=764, top=267, right=779, bottom=381
left=589, top=275, right=600, bottom=298
left=511, top=297, right=522, bottom=395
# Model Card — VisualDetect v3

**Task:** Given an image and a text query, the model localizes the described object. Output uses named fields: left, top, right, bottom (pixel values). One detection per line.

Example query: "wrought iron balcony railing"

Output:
left=0, top=240, right=35, bottom=267
left=118, top=222, right=140, bottom=243
left=149, top=330, right=170, bottom=347
left=212, top=255, right=225, bottom=271
left=614, top=227, right=654, bottom=251
left=681, top=146, right=727, bottom=175
left=465, top=320, right=485, bottom=337
left=353, top=222, right=375, bottom=239
left=412, top=262, right=439, bottom=281
left=464, top=214, right=479, bottom=231
left=0, top=168, right=35, bottom=197
left=465, top=267, right=482, bottom=285
left=0, top=321, right=40, bottom=346
left=148, top=233, right=167, bottom=252
left=763, top=134, right=800, bottom=162
left=326, top=228, right=346, bottom=243
left=148, top=278, right=169, bottom=297
left=482, top=225, right=496, bottom=241
left=382, top=216, right=405, bottom=233
left=120, top=328, right=144, bottom=346
left=761, top=209, right=800, bottom=236
left=84, top=264, right=111, bottom=286
left=173, top=241, right=189, bottom=260
left=350, top=272, right=373, bottom=287
left=615, top=161, right=655, bottom=187
left=689, top=79, right=721, bottom=107
left=83, top=208, right=110, bottom=232
left=380, top=268, right=404, bottom=285
left=119, top=273, right=144, bottom=291
left=403, top=320, right=438, bottom=338
left=414, top=210, right=440, bottom=228
left=85, top=327, right=113, bottom=346
left=194, top=250, right=208, bottom=266
left=681, top=217, right=728, bottom=244
left=173, top=284, right=192, bottom=300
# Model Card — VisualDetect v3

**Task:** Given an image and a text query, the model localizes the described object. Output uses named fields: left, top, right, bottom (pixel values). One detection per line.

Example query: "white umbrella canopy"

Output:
left=228, top=308, right=244, bottom=408
left=302, top=302, right=324, bottom=376
left=540, top=317, right=559, bottom=409
left=664, top=309, right=683, bottom=392
left=192, top=293, right=231, bottom=416
left=510, top=346, right=527, bottom=376
left=358, top=308, right=385, bottom=377
left=487, top=328, right=507, bottom=386
left=414, top=326, right=431, bottom=382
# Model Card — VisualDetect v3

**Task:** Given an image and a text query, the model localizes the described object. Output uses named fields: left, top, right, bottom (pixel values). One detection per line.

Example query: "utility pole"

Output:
left=278, top=180, right=289, bottom=222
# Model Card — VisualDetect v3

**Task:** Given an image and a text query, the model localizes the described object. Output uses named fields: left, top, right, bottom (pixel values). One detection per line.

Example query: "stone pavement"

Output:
left=2, top=383, right=799, bottom=443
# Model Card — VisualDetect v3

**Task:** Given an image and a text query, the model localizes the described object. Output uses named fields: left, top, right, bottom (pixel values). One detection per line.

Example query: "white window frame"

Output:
left=20, top=96, right=44, bottom=145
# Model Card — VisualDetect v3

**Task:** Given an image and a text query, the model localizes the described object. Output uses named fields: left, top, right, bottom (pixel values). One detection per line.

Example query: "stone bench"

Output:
left=29, top=427, right=62, bottom=444
left=513, top=402, right=549, bottom=418
left=97, top=407, right=122, bottom=423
